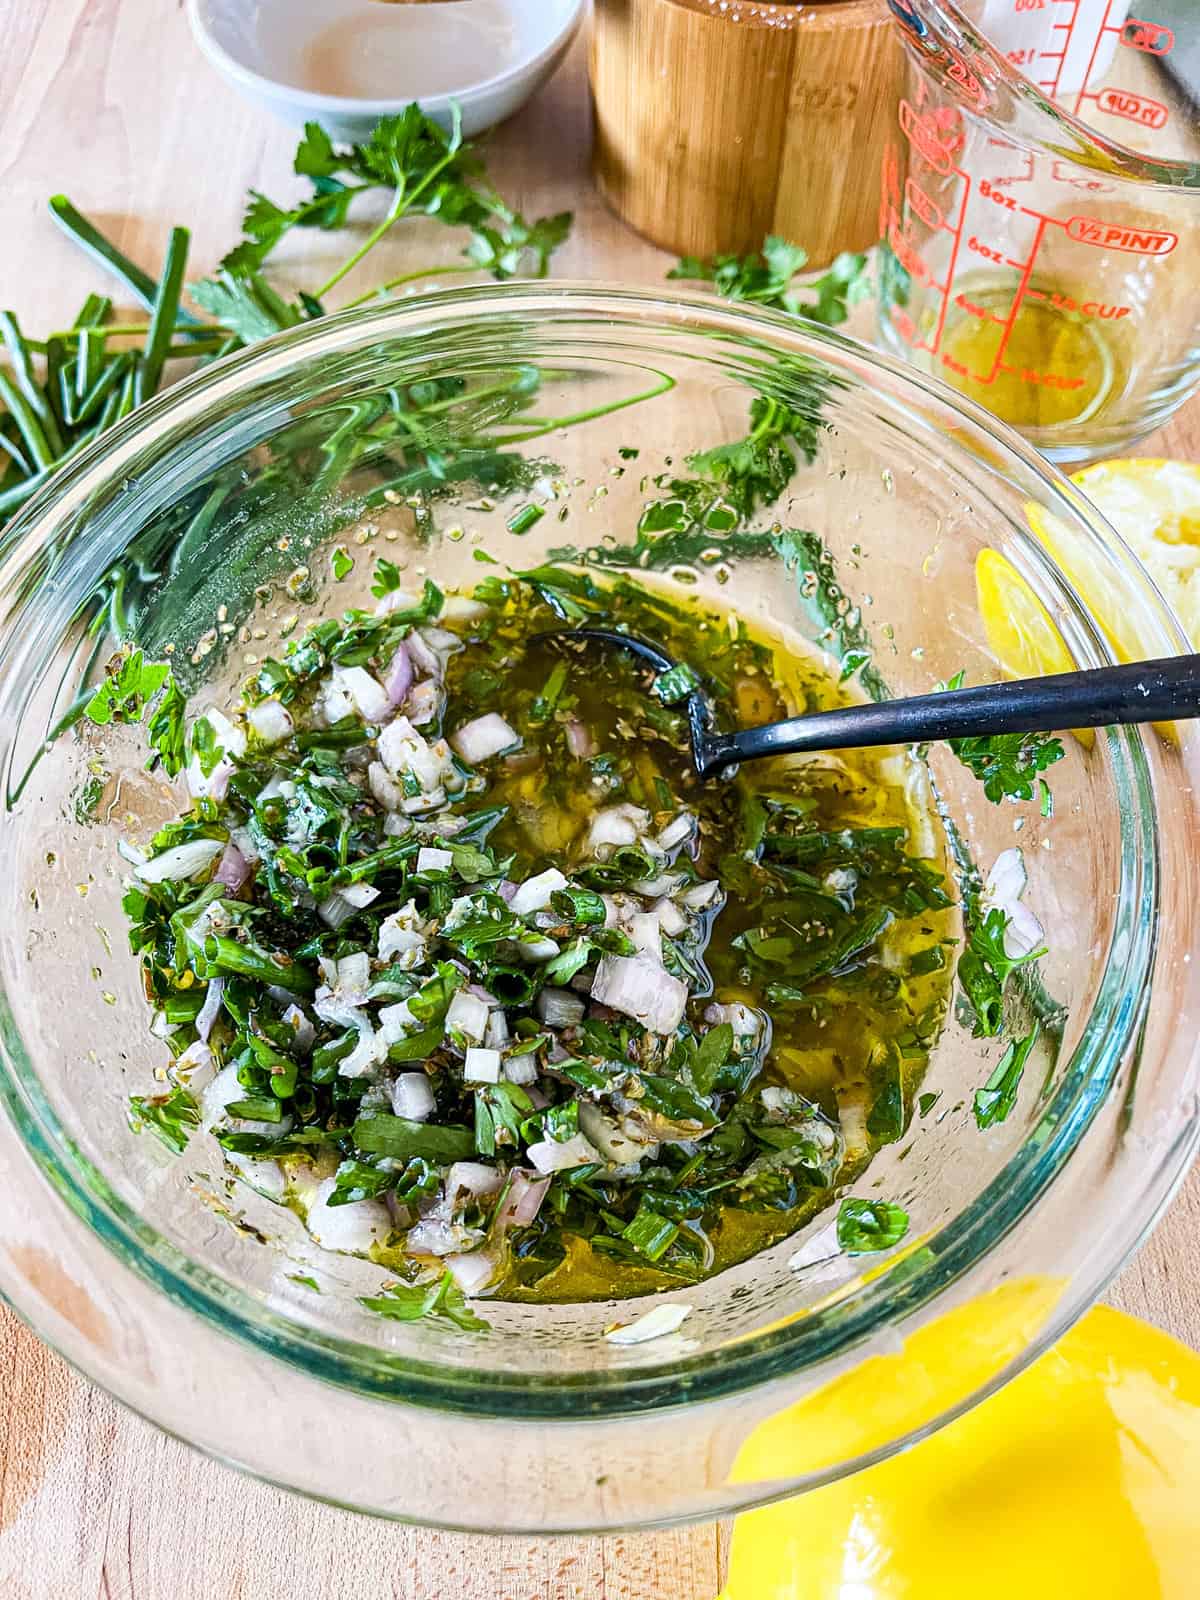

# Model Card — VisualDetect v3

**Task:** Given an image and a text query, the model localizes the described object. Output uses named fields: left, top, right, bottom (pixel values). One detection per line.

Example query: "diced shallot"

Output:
left=579, top=1101, right=654, bottom=1165
left=382, top=641, right=413, bottom=712
left=464, top=1047, right=502, bottom=1084
left=509, top=868, right=568, bottom=917
left=391, top=1071, right=435, bottom=1121
left=527, top=1132, right=602, bottom=1174
left=535, top=987, right=586, bottom=1028
left=565, top=717, right=595, bottom=759
left=502, top=1052, right=538, bottom=1086
left=405, top=679, right=441, bottom=726
left=605, top=1304, right=693, bottom=1345
left=214, top=841, right=249, bottom=892
left=446, top=990, right=490, bottom=1043
left=495, top=1170, right=551, bottom=1230
left=446, top=1161, right=505, bottom=1200
left=330, top=665, right=390, bottom=724
left=657, top=813, right=696, bottom=852
left=586, top=804, right=649, bottom=858
left=247, top=698, right=293, bottom=745
left=450, top=713, right=521, bottom=764
left=444, top=1251, right=496, bottom=1296
left=134, top=838, right=225, bottom=883
left=306, top=1178, right=392, bottom=1255
left=591, top=954, right=688, bottom=1035
left=194, top=977, right=226, bottom=1043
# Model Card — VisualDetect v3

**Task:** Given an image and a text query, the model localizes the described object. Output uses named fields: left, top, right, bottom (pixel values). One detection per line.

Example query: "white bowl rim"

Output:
left=186, top=0, right=587, bottom=117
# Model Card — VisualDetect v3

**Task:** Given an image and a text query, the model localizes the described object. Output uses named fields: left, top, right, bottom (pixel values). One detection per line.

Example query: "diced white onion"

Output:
left=368, top=761, right=404, bottom=813
left=535, top=988, right=586, bottom=1028
left=704, top=1001, right=763, bottom=1045
left=134, top=838, right=224, bottom=883
left=202, top=1061, right=289, bottom=1139
left=374, top=586, right=424, bottom=616
left=464, top=1047, right=502, bottom=1084
left=175, top=1039, right=215, bottom=1087
left=440, top=594, right=491, bottom=623
left=450, top=713, right=521, bottom=764
left=527, top=1131, right=602, bottom=1174
left=391, top=1071, right=435, bottom=1120
left=516, top=936, right=561, bottom=963
left=318, top=892, right=356, bottom=930
left=591, top=954, right=688, bottom=1035
left=509, top=868, right=568, bottom=917
left=446, top=990, right=490, bottom=1043
left=484, top=1011, right=510, bottom=1051
left=605, top=1304, right=693, bottom=1345
left=406, top=679, right=442, bottom=727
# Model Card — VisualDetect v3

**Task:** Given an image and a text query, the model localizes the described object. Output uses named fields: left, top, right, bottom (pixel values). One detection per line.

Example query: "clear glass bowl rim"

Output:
left=0, top=283, right=1192, bottom=1431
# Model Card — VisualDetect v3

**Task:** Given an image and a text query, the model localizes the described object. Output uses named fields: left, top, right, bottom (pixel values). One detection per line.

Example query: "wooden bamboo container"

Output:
left=590, top=0, right=903, bottom=269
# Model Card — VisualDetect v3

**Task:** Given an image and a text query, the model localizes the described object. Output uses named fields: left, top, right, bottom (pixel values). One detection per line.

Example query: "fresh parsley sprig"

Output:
left=668, top=235, right=871, bottom=328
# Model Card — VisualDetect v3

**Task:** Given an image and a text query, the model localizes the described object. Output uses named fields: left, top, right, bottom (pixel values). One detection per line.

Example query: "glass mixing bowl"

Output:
left=0, top=285, right=1198, bottom=1532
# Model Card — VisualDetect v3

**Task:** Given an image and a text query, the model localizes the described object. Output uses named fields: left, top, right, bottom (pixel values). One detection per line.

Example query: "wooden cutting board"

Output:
left=0, top=5, right=1196, bottom=1596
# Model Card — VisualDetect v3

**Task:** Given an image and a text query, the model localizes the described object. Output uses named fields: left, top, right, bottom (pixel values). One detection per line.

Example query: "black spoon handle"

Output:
left=697, top=654, right=1200, bottom=775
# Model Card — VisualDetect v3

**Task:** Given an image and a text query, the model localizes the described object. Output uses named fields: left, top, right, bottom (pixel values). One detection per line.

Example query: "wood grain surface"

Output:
left=0, top=4, right=1196, bottom=1597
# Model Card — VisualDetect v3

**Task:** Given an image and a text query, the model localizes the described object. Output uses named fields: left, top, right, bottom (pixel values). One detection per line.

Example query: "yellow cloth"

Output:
left=721, top=1290, right=1200, bottom=1599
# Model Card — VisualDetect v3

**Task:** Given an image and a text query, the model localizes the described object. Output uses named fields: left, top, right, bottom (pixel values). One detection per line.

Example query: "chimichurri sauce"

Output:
left=122, top=562, right=955, bottom=1309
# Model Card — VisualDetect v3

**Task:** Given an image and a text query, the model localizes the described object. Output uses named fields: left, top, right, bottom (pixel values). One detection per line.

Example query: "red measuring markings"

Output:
left=905, top=177, right=944, bottom=232
left=1025, top=286, right=1131, bottom=320
left=898, top=99, right=955, bottom=175
left=1064, top=215, right=1177, bottom=254
left=1121, top=17, right=1174, bottom=54
left=1089, top=86, right=1170, bottom=128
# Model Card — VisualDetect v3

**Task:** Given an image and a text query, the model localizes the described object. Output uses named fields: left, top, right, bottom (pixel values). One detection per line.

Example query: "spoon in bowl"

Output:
left=537, top=627, right=1200, bottom=778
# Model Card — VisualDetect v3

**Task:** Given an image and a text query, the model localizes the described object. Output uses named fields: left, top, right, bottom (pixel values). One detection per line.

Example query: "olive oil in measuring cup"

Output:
left=878, top=0, right=1200, bottom=461
left=935, top=275, right=1130, bottom=432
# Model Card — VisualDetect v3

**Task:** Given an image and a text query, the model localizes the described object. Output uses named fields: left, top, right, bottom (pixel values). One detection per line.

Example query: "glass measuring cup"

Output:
left=877, top=0, right=1200, bottom=462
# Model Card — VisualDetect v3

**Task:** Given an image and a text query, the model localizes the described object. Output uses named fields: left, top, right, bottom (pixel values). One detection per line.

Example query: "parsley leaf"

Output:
left=360, top=1269, right=489, bottom=1332
left=942, top=673, right=1065, bottom=803
left=836, top=1197, right=910, bottom=1254
left=128, top=1085, right=200, bottom=1153
left=371, top=557, right=403, bottom=598
left=331, top=545, right=354, bottom=581
left=974, top=1023, right=1040, bottom=1129
left=86, top=649, right=187, bottom=777
left=958, top=907, right=1045, bottom=1038
left=668, top=235, right=871, bottom=328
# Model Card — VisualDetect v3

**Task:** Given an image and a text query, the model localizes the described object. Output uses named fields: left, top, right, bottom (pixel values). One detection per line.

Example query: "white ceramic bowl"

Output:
left=187, top=0, right=586, bottom=141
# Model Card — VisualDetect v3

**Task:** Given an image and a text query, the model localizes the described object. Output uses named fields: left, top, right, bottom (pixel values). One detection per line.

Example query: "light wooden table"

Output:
left=0, top=6, right=1197, bottom=1597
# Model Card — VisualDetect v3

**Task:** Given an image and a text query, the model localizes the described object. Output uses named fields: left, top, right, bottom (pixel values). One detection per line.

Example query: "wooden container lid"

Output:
left=590, top=0, right=903, bottom=268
